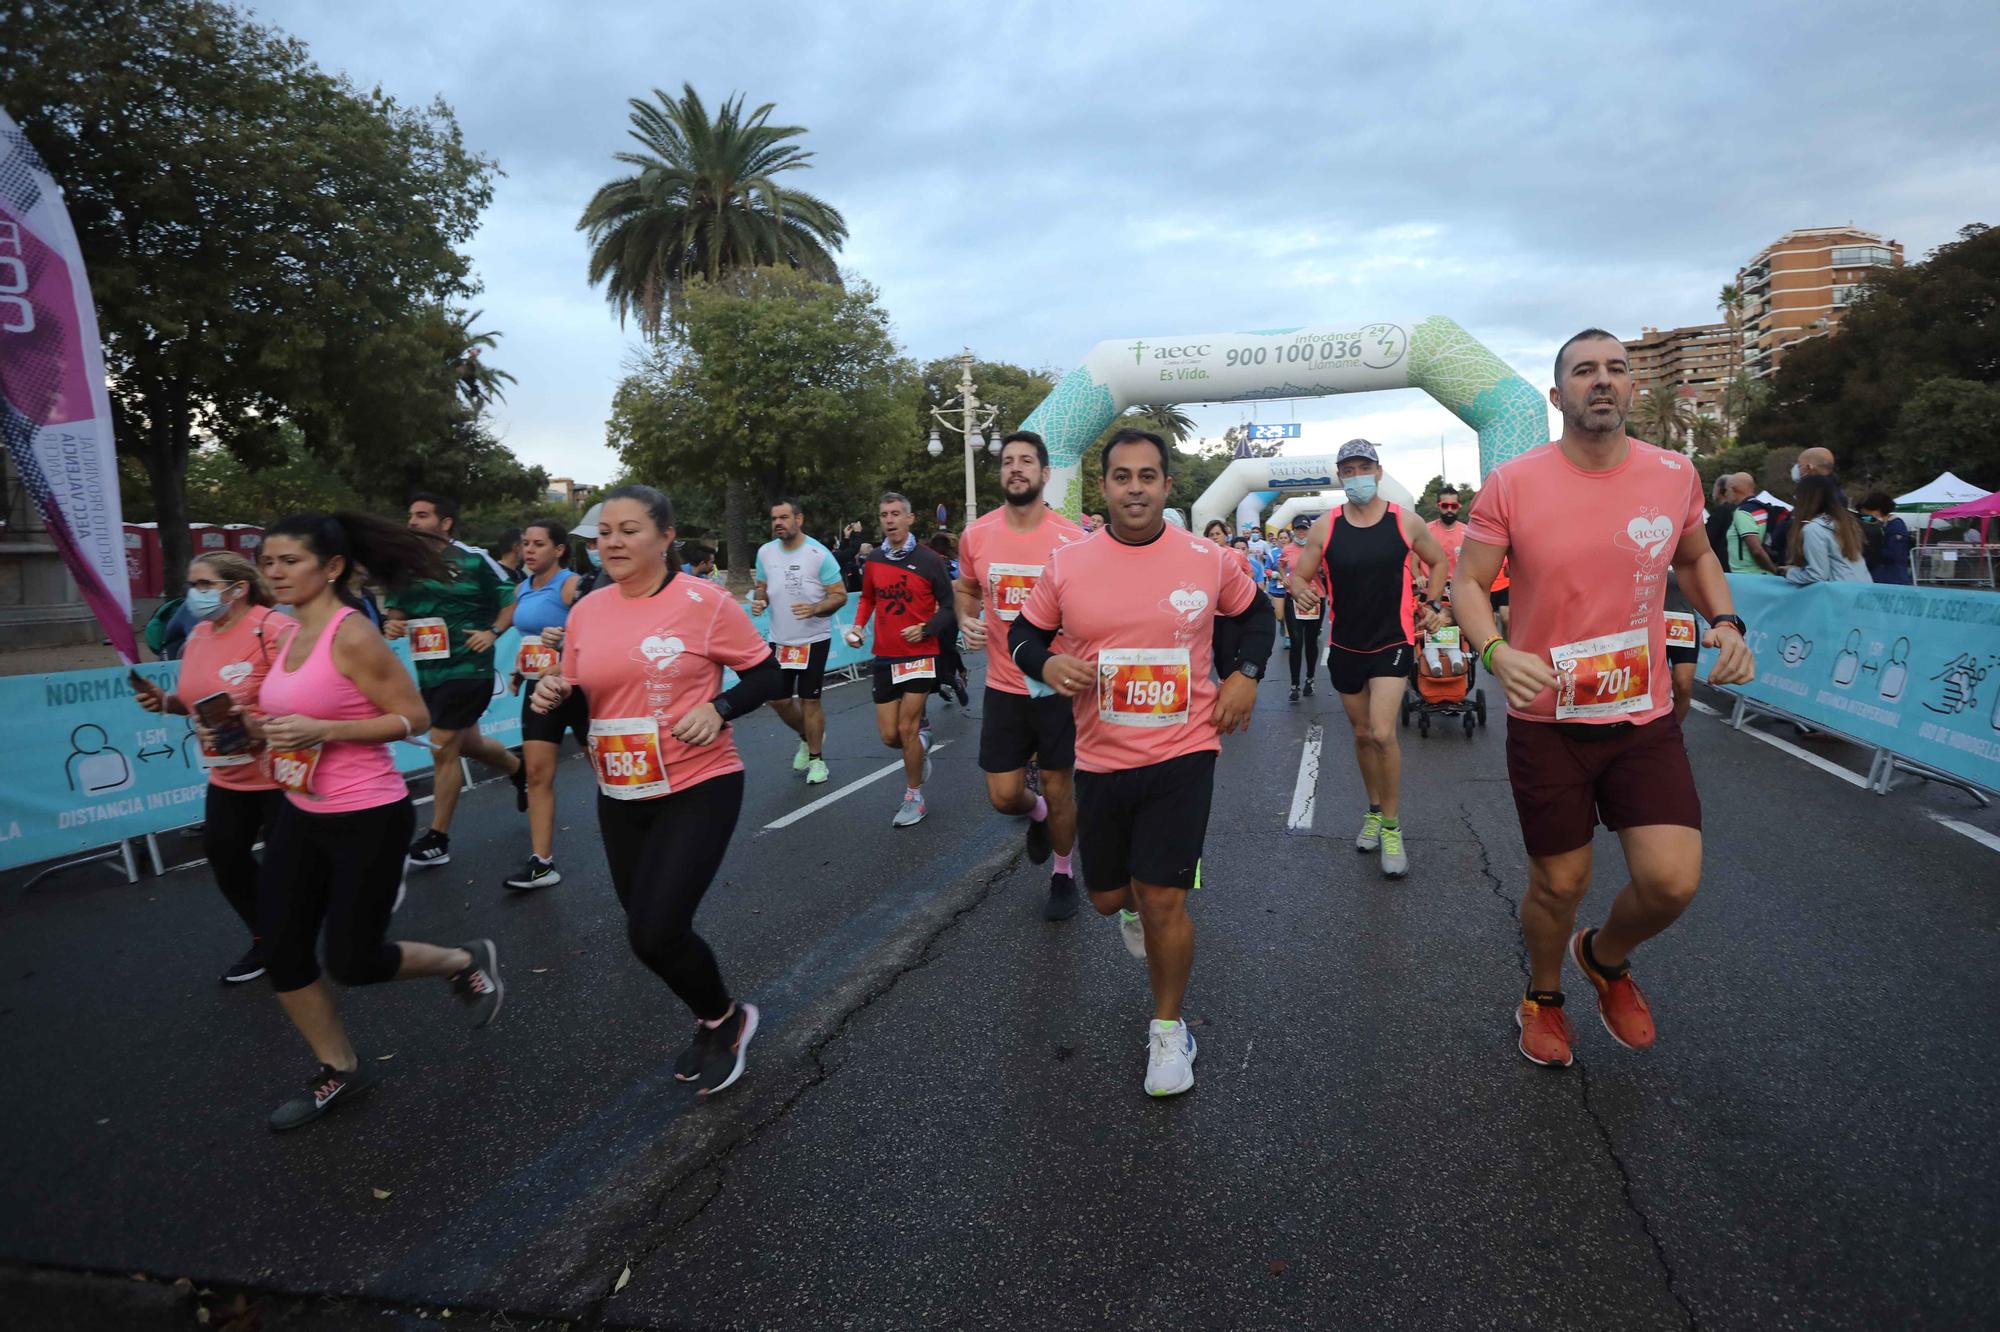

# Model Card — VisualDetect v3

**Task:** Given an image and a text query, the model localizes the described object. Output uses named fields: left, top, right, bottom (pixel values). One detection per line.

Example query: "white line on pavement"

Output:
left=1288, top=724, right=1323, bottom=830
left=1690, top=700, right=1869, bottom=789
left=1928, top=810, right=2000, bottom=856
left=762, top=741, right=952, bottom=831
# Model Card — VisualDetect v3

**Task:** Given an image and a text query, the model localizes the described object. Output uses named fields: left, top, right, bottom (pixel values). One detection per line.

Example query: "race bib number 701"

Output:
left=1552, top=627, right=1653, bottom=720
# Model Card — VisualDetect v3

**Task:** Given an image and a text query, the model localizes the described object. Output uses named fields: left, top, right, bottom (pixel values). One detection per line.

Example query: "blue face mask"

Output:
left=183, top=586, right=229, bottom=621
left=585, top=548, right=602, bottom=569
left=1344, top=474, right=1379, bottom=504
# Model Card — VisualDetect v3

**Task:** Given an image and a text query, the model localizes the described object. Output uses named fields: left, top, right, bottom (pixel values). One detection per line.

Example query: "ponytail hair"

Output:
left=193, top=549, right=274, bottom=607
left=601, top=484, right=681, bottom=574
left=523, top=515, right=571, bottom=568
left=267, top=510, right=453, bottom=608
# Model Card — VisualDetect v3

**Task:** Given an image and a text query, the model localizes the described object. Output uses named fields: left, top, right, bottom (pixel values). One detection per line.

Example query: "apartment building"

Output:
left=1624, top=323, right=1733, bottom=419
left=1737, top=226, right=1903, bottom=377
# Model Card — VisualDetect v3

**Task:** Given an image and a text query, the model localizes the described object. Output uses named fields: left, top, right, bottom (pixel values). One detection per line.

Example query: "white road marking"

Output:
left=763, top=741, right=952, bottom=831
left=1288, top=724, right=1323, bottom=830
left=1690, top=700, right=1869, bottom=789
left=1928, top=810, right=2000, bottom=856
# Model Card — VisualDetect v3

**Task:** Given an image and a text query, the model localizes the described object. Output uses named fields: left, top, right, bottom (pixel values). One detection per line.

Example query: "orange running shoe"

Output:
left=1570, top=929, right=1656, bottom=1052
left=1515, top=994, right=1574, bottom=1067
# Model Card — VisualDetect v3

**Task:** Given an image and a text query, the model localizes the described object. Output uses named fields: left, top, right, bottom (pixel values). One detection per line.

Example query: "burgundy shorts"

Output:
left=1504, top=712, right=1701, bottom=858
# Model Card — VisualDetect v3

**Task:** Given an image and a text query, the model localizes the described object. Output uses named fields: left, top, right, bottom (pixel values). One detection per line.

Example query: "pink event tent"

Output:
left=1923, top=491, right=2000, bottom=543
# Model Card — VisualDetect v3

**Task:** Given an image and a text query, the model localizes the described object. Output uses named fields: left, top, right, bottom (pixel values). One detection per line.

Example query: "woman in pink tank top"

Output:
left=247, top=510, right=509, bottom=1133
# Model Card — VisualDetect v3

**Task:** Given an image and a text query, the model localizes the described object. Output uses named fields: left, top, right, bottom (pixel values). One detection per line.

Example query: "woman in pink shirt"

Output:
left=132, top=550, right=289, bottom=985
left=532, top=485, right=786, bottom=1096
left=250, top=511, right=507, bottom=1132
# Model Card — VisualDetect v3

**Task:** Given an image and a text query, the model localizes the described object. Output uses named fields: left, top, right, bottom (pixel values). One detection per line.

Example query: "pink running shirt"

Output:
left=177, top=606, right=287, bottom=792
left=1020, top=529, right=1258, bottom=774
left=1467, top=439, right=1705, bottom=725
left=562, top=572, right=773, bottom=796
left=257, top=606, right=409, bottom=812
left=958, top=503, right=1085, bottom=696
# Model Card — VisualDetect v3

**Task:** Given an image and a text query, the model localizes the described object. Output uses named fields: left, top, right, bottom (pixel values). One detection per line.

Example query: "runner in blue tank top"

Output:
left=1287, top=440, right=1449, bottom=879
left=492, top=517, right=586, bottom=891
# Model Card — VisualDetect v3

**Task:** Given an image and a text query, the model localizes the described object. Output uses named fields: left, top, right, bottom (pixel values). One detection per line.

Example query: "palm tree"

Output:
left=577, top=83, right=848, bottom=338
left=445, top=308, right=516, bottom=410
left=1631, top=386, right=1698, bottom=451
left=1717, top=283, right=1746, bottom=430
left=1128, top=403, right=1198, bottom=445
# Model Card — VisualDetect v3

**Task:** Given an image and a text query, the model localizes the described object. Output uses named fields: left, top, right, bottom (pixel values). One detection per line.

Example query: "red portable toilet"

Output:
left=189, top=523, right=229, bottom=558
left=124, top=523, right=157, bottom=600
left=223, top=524, right=263, bottom=559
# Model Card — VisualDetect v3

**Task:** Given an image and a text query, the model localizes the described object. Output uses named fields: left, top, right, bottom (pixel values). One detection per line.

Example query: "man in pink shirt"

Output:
left=1453, top=328, right=1755, bottom=1070
left=956, top=431, right=1087, bottom=920
left=1011, top=429, right=1274, bottom=1097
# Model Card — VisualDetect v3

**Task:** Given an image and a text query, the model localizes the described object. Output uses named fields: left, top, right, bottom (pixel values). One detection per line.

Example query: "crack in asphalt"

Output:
left=576, top=847, right=1027, bottom=1327
left=1456, top=803, right=1699, bottom=1332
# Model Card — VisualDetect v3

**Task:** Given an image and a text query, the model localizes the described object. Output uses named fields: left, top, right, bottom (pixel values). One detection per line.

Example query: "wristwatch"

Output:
left=1237, top=659, right=1265, bottom=682
left=1710, top=613, right=1747, bottom=636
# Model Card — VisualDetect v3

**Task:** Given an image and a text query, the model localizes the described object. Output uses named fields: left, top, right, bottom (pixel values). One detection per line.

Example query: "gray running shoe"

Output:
left=450, top=939, right=505, bottom=1027
left=1356, top=810, right=1383, bottom=852
left=1380, top=823, right=1408, bottom=879
left=1118, top=908, right=1146, bottom=959
left=893, top=792, right=927, bottom=827
left=269, top=1061, right=380, bottom=1132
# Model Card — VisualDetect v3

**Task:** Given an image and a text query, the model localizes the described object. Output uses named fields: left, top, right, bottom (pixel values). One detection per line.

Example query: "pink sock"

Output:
left=1029, top=793, right=1049, bottom=822
left=1053, top=852, right=1073, bottom=875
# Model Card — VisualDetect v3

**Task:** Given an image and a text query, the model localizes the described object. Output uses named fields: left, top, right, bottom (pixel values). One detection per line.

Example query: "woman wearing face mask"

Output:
left=531, top=485, right=787, bottom=1095
left=250, top=511, right=507, bottom=1131
left=132, top=551, right=289, bottom=984
left=491, top=517, right=588, bottom=891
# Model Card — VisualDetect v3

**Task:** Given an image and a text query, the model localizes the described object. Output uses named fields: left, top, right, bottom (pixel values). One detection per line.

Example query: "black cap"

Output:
left=1290, top=515, right=1313, bottom=530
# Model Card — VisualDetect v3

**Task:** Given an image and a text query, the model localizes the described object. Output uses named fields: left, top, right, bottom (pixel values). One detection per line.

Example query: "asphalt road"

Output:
left=2, top=652, right=1996, bottom=1331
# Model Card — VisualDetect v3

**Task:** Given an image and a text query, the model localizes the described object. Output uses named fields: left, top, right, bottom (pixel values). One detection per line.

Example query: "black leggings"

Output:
left=1286, top=610, right=1324, bottom=688
left=597, top=771, right=744, bottom=1022
left=259, top=798, right=414, bottom=993
left=204, top=784, right=284, bottom=937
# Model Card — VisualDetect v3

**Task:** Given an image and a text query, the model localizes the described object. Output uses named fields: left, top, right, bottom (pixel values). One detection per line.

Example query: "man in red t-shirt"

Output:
left=847, top=493, right=956, bottom=828
left=956, top=431, right=1087, bottom=919
left=1453, top=328, right=1755, bottom=1070
left=1011, top=429, right=1274, bottom=1098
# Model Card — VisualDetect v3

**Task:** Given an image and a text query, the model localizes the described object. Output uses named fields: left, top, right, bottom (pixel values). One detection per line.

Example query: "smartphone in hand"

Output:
left=193, top=690, right=252, bottom=755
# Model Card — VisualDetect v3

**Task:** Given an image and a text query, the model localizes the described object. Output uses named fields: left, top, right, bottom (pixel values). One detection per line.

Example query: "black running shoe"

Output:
left=1288, top=686, right=1300, bottom=702
left=269, top=1061, right=380, bottom=1132
left=673, top=1027, right=705, bottom=1082
left=510, top=758, right=528, bottom=813
left=221, top=943, right=266, bottom=985
left=503, top=856, right=561, bottom=892
left=1044, top=871, right=1079, bottom=921
left=450, top=939, right=505, bottom=1027
left=951, top=673, right=970, bottom=708
left=1303, top=679, right=1315, bottom=698
left=691, top=1002, right=759, bottom=1096
left=407, top=829, right=451, bottom=869
left=1025, top=814, right=1051, bottom=866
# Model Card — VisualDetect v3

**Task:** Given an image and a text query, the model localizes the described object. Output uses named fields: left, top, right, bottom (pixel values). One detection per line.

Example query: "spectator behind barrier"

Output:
left=1784, top=475, right=1871, bottom=585
left=1857, top=492, right=1915, bottom=586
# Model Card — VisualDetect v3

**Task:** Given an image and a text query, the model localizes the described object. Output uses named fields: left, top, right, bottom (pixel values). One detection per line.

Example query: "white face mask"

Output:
left=1790, top=464, right=1802, bottom=483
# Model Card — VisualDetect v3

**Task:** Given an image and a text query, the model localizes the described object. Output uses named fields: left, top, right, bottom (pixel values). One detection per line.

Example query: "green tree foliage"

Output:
left=896, top=358, right=1057, bottom=531
left=1629, top=388, right=1698, bottom=453
left=1743, top=223, right=1999, bottom=483
left=1413, top=473, right=1478, bottom=521
left=578, top=84, right=847, bottom=340
left=1884, top=378, right=2000, bottom=492
left=2, top=0, right=504, bottom=592
left=607, top=268, right=914, bottom=559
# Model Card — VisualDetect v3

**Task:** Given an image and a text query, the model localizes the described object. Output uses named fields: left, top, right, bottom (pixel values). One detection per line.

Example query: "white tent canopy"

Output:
left=1896, top=471, right=1991, bottom=511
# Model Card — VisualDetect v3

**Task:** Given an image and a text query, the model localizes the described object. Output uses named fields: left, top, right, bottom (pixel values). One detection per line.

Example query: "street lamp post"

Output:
left=926, top=348, right=1000, bottom=529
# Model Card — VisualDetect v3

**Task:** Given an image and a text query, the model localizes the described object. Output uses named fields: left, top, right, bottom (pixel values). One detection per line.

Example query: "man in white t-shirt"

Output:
left=751, top=498, right=848, bottom=784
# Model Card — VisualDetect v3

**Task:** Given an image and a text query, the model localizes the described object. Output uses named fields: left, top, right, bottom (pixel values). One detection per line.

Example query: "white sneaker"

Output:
left=1117, top=908, right=1146, bottom=959
left=1144, top=1019, right=1197, bottom=1097
left=792, top=740, right=810, bottom=774
left=893, top=792, right=926, bottom=828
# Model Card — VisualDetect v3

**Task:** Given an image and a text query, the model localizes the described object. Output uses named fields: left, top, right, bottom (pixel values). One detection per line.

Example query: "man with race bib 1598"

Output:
left=1010, top=428, right=1274, bottom=1097
left=956, top=430, right=1086, bottom=921
left=1453, top=328, right=1755, bottom=1070
left=750, top=499, right=847, bottom=787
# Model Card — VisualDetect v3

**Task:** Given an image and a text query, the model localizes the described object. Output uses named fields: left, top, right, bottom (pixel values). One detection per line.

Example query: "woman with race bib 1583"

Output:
left=531, top=485, right=787, bottom=1096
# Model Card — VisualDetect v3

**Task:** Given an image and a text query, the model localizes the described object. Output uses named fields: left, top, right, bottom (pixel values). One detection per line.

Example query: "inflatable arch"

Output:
left=1015, top=317, right=1546, bottom=526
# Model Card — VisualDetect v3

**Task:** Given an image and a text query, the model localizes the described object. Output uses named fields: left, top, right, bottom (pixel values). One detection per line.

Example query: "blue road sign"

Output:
left=1246, top=423, right=1301, bottom=441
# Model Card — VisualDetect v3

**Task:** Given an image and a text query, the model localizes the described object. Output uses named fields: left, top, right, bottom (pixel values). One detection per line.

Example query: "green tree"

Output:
left=1717, top=284, right=1746, bottom=428
left=1689, top=414, right=1727, bottom=456
left=1744, top=223, right=1999, bottom=476
left=1128, top=403, right=1199, bottom=445
left=578, top=83, right=847, bottom=339
left=2, top=0, right=501, bottom=593
left=1630, top=387, right=1698, bottom=452
left=1884, top=377, right=2000, bottom=491
left=893, top=358, right=1057, bottom=531
left=607, top=268, right=914, bottom=571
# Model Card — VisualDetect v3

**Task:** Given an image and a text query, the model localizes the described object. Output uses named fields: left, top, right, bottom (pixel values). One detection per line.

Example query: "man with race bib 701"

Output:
left=751, top=498, right=848, bottom=787
left=1453, top=328, right=1755, bottom=1069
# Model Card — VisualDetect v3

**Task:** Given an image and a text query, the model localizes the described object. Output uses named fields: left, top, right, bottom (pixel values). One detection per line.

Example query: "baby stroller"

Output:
left=1401, top=626, right=1488, bottom=738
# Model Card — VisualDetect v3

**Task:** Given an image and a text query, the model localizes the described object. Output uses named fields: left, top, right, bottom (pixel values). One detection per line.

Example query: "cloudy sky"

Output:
left=254, top=0, right=1999, bottom=492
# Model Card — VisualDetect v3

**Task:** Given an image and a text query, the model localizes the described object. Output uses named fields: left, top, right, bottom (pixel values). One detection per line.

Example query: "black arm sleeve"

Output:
left=921, top=552, right=957, bottom=640
left=713, top=653, right=788, bottom=722
left=1007, top=616, right=1059, bottom=683
left=1214, top=592, right=1277, bottom=677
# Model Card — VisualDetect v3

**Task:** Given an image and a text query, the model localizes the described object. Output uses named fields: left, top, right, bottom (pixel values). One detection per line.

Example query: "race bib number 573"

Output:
left=1552, top=628, right=1653, bottom=720
left=1098, top=647, right=1191, bottom=728
left=588, top=718, right=671, bottom=800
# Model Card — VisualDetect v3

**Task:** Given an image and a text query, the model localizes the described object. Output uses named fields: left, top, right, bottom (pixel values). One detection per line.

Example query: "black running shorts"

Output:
left=775, top=638, right=832, bottom=700
left=871, top=657, right=939, bottom=704
left=1074, top=751, right=1216, bottom=892
left=520, top=682, right=589, bottom=747
left=977, top=686, right=1076, bottom=773
left=423, top=677, right=493, bottom=732
left=1327, top=642, right=1413, bottom=695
